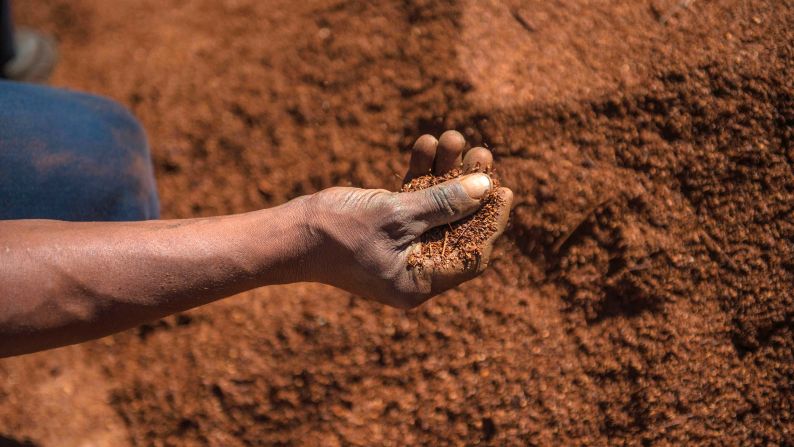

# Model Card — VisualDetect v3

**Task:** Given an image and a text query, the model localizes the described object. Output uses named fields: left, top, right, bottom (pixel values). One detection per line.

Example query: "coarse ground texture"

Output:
left=1, top=0, right=792, bottom=446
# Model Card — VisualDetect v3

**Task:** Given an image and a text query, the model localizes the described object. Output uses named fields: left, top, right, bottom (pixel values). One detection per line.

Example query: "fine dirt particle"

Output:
left=402, top=169, right=504, bottom=269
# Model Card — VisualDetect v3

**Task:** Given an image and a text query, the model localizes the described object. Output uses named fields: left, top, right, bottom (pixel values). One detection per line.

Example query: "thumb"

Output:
left=400, top=173, right=492, bottom=232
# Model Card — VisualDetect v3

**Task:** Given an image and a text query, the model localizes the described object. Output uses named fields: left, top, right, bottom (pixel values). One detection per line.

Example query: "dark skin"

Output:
left=0, top=130, right=513, bottom=357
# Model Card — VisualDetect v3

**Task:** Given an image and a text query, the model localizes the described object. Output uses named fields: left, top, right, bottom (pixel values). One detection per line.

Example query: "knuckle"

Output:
left=429, top=187, right=458, bottom=217
left=389, top=195, right=425, bottom=239
left=384, top=194, right=410, bottom=224
left=381, top=192, right=403, bottom=214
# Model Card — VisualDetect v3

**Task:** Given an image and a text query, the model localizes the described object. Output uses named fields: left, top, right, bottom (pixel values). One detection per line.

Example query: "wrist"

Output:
left=295, top=192, right=338, bottom=284
left=245, top=195, right=325, bottom=285
left=294, top=189, right=355, bottom=286
left=289, top=195, right=328, bottom=282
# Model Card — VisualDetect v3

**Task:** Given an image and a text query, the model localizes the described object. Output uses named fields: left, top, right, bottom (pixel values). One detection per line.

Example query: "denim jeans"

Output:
left=0, top=80, right=160, bottom=221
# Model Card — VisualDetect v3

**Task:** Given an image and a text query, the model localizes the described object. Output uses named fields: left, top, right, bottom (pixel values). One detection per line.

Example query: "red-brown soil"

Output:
left=1, top=1, right=792, bottom=446
left=402, top=169, right=504, bottom=269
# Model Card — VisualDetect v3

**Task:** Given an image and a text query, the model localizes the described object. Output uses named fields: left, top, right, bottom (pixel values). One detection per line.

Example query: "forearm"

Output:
left=0, top=198, right=318, bottom=357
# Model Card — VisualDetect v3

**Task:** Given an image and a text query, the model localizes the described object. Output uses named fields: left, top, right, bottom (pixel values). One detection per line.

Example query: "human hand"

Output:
left=305, top=131, right=513, bottom=308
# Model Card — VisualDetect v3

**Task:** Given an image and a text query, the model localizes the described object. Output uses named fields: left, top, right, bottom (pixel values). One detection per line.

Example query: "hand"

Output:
left=305, top=131, right=513, bottom=308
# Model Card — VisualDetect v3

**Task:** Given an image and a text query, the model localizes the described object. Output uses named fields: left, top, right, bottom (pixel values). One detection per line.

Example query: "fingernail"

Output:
left=460, top=173, right=492, bottom=199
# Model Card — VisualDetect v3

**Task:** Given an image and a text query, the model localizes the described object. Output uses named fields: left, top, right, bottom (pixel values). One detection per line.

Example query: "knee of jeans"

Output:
left=73, top=94, right=160, bottom=220
left=78, top=93, right=147, bottom=145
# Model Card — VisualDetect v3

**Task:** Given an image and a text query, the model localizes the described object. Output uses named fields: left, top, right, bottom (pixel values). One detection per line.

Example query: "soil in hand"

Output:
left=402, top=169, right=504, bottom=270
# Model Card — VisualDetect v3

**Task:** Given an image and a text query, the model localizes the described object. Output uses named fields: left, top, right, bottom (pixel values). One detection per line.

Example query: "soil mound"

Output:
left=1, top=1, right=791, bottom=446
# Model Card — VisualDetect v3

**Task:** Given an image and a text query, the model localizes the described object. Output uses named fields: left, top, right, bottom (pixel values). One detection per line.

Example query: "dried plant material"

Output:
left=402, top=168, right=504, bottom=270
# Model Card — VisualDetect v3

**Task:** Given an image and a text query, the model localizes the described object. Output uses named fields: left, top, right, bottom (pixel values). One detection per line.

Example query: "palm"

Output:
left=310, top=131, right=512, bottom=308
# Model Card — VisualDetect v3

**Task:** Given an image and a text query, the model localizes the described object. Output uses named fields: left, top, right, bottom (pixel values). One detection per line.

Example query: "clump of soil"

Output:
left=402, top=169, right=504, bottom=269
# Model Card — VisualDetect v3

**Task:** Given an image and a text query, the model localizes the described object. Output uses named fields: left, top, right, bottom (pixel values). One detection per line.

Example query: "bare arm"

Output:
left=0, top=131, right=513, bottom=358
left=0, top=199, right=318, bottom=356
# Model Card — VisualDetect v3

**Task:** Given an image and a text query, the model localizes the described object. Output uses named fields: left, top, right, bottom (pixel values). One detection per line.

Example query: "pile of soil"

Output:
left=402, top=169, right=503, bottom=269
left=1, top=0, right=791, bottom=446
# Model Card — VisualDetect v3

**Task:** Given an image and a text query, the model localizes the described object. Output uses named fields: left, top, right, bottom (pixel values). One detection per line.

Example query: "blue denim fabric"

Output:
left=0, top=80, right=160, bottom=220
